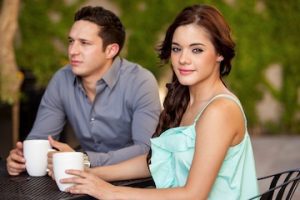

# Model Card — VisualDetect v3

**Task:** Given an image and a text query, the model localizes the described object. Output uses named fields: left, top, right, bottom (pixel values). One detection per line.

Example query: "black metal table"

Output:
left=0, top=159, right=155, bottom=200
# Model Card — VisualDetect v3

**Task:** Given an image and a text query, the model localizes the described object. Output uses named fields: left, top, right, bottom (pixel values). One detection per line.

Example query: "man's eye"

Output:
left=81, top=41, right=90, bottom=45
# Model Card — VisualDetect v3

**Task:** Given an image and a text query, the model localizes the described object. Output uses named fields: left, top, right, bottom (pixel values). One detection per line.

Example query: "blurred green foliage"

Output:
left=14, top=0, right=300, bottom=134
left=15, top=0, right=81, bottom=86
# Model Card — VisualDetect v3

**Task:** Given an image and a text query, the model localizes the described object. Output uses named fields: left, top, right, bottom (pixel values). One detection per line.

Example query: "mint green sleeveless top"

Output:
left=149, top=94, right=259, bottom=200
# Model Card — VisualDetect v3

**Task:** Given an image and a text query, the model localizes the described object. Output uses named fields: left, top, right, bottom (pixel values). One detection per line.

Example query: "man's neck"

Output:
left=82, top=78, right=97, bottom=103
left=81, top=59, right=114, bottom=102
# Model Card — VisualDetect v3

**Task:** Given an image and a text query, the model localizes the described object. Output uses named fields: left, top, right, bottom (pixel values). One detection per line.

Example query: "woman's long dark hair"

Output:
left=148, top=4, right=235, bottom=164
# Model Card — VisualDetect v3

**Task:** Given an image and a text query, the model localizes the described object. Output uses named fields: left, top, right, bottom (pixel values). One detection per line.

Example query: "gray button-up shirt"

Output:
left=27, top=57, right=161, bottom=166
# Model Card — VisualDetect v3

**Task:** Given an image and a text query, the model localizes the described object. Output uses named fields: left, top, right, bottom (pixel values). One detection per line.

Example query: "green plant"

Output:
left=14, top=0, right=300, bottom=134
left=16, top=0, right=81, bottom=86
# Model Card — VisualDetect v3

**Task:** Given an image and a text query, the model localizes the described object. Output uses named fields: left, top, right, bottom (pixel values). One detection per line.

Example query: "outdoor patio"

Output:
left=252, top=135, right=300, bottom=198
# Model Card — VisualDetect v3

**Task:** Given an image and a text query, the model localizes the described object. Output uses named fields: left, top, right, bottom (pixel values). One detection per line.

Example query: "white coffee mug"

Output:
left=23, top=139, right=51, bottom=176
left=53, top=152, right=84, bottom=192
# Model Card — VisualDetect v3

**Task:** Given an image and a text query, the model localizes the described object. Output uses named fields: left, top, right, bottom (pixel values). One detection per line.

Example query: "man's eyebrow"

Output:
left=67, top=36, right=91, bottom=42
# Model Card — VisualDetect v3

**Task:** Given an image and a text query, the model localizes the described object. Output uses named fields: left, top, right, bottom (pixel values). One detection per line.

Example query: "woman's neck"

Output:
left=188, top=78, right=228, bottom=107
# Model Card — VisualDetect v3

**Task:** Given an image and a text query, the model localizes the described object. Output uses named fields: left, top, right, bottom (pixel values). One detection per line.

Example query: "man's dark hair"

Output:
left=74, top=6, right=125, bottom=56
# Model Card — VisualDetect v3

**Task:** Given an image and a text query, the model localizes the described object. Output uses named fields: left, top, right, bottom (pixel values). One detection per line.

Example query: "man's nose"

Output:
left=69, top=42, right=79, bottom=55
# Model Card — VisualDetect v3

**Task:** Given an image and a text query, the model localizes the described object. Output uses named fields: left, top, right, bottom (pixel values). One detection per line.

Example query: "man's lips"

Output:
left=70, top=60, right=82, bottom=66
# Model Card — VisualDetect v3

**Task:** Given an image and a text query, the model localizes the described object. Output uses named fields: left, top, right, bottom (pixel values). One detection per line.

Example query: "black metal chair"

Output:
left=249, top=168, right=300, bottom=200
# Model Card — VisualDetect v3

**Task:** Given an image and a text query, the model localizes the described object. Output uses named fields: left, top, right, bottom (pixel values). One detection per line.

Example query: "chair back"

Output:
left=249, top=168, right=300, bottom=200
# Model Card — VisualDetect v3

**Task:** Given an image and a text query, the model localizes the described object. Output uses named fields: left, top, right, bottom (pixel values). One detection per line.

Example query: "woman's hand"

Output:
left=61, top=169, right=117, bottom=199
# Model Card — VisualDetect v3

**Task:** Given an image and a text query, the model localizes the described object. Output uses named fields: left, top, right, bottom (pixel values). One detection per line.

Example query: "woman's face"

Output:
left=171, top=24, right=222, bottom=87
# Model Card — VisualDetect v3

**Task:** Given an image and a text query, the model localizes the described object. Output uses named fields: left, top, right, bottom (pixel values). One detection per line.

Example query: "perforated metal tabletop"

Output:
left=0, top=160, right=91, bottom=200
left=0, top=159, right=155, bottom=200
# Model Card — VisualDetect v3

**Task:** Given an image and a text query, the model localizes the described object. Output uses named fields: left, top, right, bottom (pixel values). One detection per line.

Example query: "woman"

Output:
left=61, top=4, right=259, bottom=199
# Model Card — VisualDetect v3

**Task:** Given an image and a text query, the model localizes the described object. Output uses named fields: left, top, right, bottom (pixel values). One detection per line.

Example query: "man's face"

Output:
left=68, top=20, right=111, bottom=82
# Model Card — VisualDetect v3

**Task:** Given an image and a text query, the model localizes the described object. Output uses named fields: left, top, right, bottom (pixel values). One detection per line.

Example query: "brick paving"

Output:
left=251, top=135, right=300, bottom=198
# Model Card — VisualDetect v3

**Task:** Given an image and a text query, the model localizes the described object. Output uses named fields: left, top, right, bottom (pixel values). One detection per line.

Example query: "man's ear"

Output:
left=105, top=43, right=120, bottom=59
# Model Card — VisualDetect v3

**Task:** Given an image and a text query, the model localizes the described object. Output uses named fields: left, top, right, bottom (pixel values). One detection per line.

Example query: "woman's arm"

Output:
left=89, top=154, right=151, bottom=181
left=63, top=169, right=191, bottom=200
left=182, top=98, right=244, bottom=199
left=63, top=98, right=244, bottom=199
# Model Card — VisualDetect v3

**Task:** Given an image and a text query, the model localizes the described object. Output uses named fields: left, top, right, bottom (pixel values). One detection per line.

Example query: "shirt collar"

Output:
left=99, top=56, right=121, bottom=89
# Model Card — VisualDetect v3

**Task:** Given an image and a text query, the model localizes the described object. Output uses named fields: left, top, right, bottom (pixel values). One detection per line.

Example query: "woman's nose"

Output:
left=179, top=50, right=190, bottom=65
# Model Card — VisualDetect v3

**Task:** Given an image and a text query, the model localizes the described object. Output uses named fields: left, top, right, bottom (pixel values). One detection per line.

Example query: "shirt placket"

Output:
left=89, top=81, right=107, bottom=127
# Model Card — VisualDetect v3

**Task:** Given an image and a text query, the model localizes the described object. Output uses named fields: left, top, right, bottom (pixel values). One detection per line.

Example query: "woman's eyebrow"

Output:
left=171, top=42, right=205, bottom=47
left=190, top=42, right=205, bottom=47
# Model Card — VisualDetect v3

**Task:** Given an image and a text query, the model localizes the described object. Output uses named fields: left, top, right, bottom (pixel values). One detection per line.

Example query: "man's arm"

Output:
left=7, top=70, right=67, bottom=175
left=87, top=71, right=161, bottom=166
left=26, top=71, right=66, bottom=140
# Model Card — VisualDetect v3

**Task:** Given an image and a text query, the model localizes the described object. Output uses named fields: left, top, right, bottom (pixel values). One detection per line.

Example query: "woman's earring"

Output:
left=217, top=56, right=224, bottom=63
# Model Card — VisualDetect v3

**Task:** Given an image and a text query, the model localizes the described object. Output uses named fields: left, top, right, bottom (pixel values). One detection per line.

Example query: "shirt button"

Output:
left=90, top=118, right=95, bottom=122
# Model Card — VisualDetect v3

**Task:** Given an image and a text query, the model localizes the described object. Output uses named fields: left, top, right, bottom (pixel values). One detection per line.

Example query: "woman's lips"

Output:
left=178, top=69, right=194, bottom=75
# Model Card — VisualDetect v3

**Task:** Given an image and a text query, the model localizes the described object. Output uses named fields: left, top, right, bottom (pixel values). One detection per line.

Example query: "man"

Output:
left=6, top=6, right=161, bottom=176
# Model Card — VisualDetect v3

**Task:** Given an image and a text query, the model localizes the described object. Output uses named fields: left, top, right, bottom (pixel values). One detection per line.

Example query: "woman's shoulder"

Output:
left=203, top=96, right=242, bottom=120
left=196, top=93, right=243, bottom=121
left=196, top=94, right=246, bottom=145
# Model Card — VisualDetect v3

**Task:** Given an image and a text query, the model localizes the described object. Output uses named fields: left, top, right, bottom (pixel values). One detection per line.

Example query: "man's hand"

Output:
left=6, top=142, right=26, bottom=176
left=47, top=136, right=75, bottom=179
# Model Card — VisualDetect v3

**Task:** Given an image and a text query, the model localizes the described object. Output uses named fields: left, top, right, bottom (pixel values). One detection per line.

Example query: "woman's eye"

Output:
left=192, top=48, right=203, bottom=53
left=171, top=47, right=181, bottom=52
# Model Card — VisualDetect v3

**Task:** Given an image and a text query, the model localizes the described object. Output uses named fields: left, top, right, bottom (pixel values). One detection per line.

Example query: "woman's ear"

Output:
left=217, top=55, right=224, bottom=62
left=105, top=43, right=120, bottom=59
